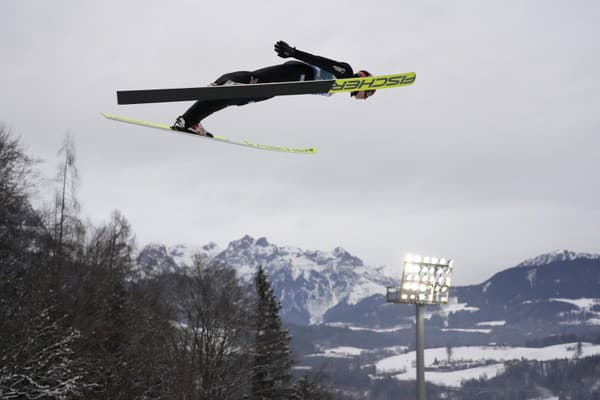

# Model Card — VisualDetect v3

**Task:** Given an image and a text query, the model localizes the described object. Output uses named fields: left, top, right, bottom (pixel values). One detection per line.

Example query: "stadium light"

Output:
left=386, top=253, right=455, bottom=400
left=387, top=254, right=454, bottom=306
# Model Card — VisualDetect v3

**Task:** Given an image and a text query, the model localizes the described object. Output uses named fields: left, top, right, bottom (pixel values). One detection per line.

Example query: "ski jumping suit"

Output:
left=181, top=49, right=355, bottom=127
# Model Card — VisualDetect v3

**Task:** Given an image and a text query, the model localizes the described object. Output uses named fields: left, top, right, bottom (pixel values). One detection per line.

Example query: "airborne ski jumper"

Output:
left=171, top=41, right=377, bottom=136
left=108, top=42, right=415, bottom=154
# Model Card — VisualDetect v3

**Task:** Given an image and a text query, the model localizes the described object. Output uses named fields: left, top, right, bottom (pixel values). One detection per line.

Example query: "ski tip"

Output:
left=292, top=147, right=318, bottom=154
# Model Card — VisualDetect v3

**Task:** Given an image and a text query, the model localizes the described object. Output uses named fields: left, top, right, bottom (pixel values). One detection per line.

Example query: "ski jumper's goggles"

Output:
left=350, top=70, right=376, bottom=99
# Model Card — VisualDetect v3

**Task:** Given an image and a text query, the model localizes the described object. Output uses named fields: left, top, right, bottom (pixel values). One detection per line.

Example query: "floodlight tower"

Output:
left=386, top=254, right=454, bottom=400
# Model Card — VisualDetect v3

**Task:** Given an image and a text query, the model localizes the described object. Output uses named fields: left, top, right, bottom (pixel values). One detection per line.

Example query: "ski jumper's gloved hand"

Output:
left=274, top=41, right=296, bottom=58
left=275, top=41, right=354, bottom=79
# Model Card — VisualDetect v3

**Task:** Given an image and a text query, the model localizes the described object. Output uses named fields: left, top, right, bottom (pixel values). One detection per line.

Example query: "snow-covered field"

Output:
left=560, top=318, right=600, bottom=326
left=550, top=298, right=600, bottom=325
left=550, top=298, right=600, bottom=310
left=305, top=346, right=365, bottom=358
left=375, top=342, right=600, bottom=387
left=442, top=328, right=492, bottom=334
left=324, top=322, right=412, bottom=332
left=476, top=320, right=506, bottom=327
left=440, top=302, right=480, bottom=314
left=417, top=363, right=506, bottom=387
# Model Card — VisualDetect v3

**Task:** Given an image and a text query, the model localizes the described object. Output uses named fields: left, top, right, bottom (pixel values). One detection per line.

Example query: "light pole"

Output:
left=386, top=254, right=454, bottom=400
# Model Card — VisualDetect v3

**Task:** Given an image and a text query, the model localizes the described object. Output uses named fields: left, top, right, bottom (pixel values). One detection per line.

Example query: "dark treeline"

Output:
left=459, top=355, right=600, bottom=400
left=0, top=127, right=335, bottom=399
left=5, top=127, right=599, bottom=400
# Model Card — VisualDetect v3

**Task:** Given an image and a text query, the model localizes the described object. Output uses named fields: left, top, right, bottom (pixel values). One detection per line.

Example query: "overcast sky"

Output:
left=2, top=0, right=599, bottom=284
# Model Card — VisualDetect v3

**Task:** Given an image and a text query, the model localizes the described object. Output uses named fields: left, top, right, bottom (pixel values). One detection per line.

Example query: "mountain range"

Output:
left=136, top=236, right=600, bottom=334
left=137, top=235, right=395, bottom=325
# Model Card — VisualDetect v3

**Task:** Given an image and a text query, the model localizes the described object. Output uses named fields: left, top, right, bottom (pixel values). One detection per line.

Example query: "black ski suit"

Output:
left=181, top=48, right=355, bottom=127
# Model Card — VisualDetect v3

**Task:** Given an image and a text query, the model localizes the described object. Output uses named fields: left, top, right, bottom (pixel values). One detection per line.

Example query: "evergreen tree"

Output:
left=252, top=265, right=294, bottom=400
left=294, top=372, right=335, bottom=400
left=446, top=344, right=453, bottom=364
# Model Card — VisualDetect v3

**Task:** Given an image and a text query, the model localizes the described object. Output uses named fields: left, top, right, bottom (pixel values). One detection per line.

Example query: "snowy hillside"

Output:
left=292, top=342, right=600, bottom=389
left=374, top=342, right=600, bottom=387
left=517, top=249, right=600, bottom=268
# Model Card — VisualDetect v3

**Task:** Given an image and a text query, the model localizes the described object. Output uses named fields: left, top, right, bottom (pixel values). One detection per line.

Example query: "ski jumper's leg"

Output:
left=181, top=62, right=314, bottom=126
left=181, top=71, right=253, bottom=126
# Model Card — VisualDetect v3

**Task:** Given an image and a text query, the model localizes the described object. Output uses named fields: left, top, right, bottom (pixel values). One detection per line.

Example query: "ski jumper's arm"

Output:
left=292, top=49, right=354, bottom=78
left=274, top=41, right=354, bottom=78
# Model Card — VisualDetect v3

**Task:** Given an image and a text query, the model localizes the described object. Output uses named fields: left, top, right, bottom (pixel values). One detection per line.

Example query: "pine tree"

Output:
left=294, top=372, right=335, bottom=400
left=252, top=265, right=294, bottom=400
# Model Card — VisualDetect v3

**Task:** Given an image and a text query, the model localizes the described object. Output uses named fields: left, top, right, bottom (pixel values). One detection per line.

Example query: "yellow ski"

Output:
left=328, top=72, right=416, bottom=93
left=101, top=113, right=317, bottom=154
left=117, top=72, right=416, bottom=104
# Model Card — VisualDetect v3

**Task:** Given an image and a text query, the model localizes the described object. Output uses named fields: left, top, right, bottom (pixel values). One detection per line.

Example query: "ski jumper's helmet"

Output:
left=350, top=70, right=376, bottom=99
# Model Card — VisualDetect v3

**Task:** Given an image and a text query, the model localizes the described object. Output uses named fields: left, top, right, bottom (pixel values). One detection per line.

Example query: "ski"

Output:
left=116, top=72, right=416, bottom=104
left=101, top=113, right=318, bottom=154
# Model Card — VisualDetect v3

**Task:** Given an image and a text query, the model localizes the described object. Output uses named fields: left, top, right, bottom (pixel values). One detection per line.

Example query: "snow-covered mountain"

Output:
left=215, top=235, right=396, bottom=324
left=136, top=242, right=221, bottom=278
left=459, top=250, right=600, bottom=307
left=517, top=249, right=600, bottom=268
left=322, top=249, right=600, bottom=335
left=136, top=240, right=600, bottom=331
left=136, top=235, right=395, bottom=325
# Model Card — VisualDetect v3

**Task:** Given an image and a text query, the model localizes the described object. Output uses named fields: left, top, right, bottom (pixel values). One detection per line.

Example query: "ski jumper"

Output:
left=181, top=49, right=355, bottom=127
